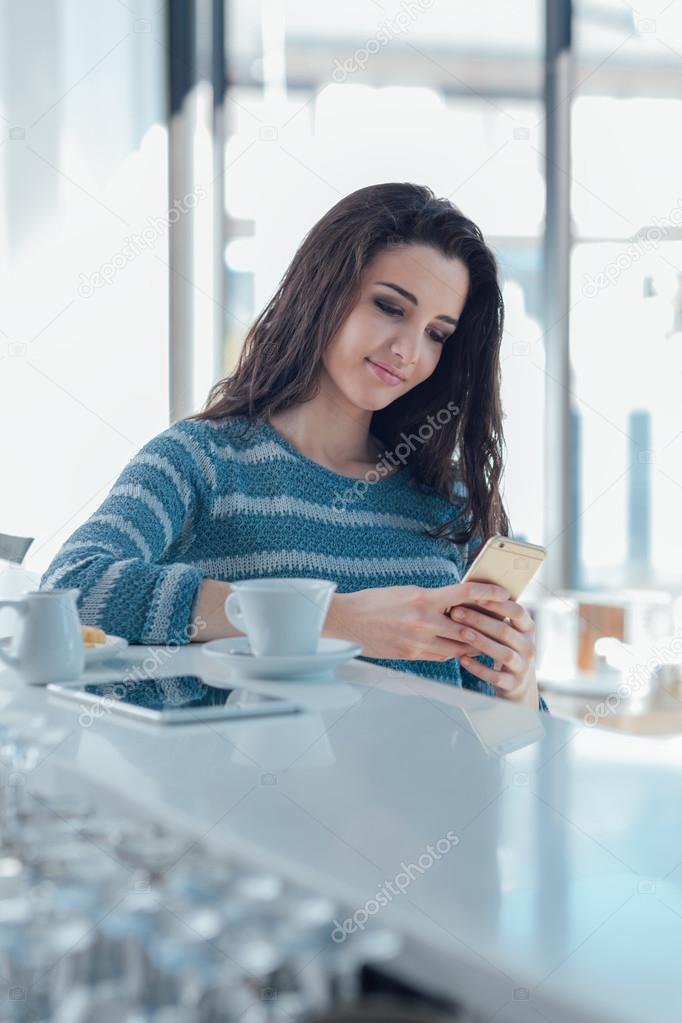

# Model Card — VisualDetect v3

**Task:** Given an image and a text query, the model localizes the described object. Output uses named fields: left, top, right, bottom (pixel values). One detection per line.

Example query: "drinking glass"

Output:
left=0, top=717, right=68, bottom=833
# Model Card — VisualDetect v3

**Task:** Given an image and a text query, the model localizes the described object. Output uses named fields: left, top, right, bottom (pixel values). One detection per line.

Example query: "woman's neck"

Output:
left=265, top=403, right=389, bottom=476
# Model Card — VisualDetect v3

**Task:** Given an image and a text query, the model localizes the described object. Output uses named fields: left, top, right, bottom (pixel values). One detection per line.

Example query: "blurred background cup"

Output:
left=533, top=594, right=580, bottom=682
left=225, top=577, right=337, bottom=656
left=534, top=589, right=676, bottom=681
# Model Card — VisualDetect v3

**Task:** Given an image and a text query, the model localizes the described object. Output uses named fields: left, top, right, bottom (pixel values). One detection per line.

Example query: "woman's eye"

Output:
left=374, top=299, right=448, bottom=344
left=374, top=299, right=401, bottom=317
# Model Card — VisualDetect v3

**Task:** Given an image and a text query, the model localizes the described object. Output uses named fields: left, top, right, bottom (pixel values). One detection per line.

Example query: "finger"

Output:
left=450, top=605, right=509, bottom=636
left=436, top=581, right=510, bottom=613
left=417, top=631, right=483, bottom=663
left=411, top=616, right=484, bottom=662
left=429, top=612, right=490, bottom=651
left=443, top=611, right=507, bottom=656
left=459, top=653, right=517, bottom=692
left=431, top=639, right=485, bottom=661
left=459, top=628, right=526, bottom=675
left=478, top=598, right=534, bottom=633
left=408, top=640, right=483, bottom=662
left=448, top=609, right=534, bottom=668
left=449, top=607, right=534, bottom=659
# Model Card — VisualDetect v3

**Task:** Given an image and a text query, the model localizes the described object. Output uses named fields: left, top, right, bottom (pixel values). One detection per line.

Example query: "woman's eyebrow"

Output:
left=373, top=281, right=459, bottom=326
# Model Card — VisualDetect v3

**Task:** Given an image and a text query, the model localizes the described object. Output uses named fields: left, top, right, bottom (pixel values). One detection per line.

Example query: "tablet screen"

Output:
left=49, top=675, right=300, bottom=723
left=84, top=675, right=246, bottom=710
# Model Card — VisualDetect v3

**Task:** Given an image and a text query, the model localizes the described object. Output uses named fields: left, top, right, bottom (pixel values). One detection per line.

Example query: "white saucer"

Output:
left=202, top=637, right=362, bottom=679
left=84, top=635, right=128, bottom=665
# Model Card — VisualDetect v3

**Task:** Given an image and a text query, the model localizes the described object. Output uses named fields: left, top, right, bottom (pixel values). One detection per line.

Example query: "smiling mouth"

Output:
left=365, top=358, right=405, bottom=385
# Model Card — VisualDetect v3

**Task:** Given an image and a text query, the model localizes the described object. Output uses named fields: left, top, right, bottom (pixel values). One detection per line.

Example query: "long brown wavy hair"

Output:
left=186, top=182, right=511, bottom=549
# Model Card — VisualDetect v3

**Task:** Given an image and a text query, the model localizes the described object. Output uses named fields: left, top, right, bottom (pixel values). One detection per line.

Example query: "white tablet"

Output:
left=47, top=675, right=301, bottom=725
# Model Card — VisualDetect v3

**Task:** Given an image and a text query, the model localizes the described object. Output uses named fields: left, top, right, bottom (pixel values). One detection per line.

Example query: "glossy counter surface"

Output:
left=2, top=645, right=682, bottom=1023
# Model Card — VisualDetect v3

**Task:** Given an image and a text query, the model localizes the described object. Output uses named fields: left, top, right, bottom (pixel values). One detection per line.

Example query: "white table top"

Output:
left=3, top=644, right=682, bottom=1023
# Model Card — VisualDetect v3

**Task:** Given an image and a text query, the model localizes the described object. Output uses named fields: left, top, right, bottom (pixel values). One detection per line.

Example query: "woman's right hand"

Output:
left=322, top=582, right=510, bottom=662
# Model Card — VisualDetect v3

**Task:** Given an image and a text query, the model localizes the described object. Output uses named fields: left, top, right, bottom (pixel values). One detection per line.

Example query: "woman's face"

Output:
left=322, top=243, right=470, bottom=411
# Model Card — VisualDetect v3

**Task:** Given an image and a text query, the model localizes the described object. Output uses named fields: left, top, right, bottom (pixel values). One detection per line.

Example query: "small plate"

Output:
left=84, top=635, right=128, bottom=665
left=0, top=634, right=128, bottom=667
left=202, top=637, right=362, bottom=679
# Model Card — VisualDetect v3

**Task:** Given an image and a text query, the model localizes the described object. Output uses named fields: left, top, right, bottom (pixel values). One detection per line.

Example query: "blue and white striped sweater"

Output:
left=39, top=414, right=525, bottom=702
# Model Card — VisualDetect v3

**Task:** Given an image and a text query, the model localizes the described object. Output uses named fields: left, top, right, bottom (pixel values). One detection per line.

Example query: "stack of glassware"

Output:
left=0, top=712, right=408, bottom=1023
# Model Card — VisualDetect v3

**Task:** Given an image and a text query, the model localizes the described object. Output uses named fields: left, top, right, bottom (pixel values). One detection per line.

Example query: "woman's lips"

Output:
left=365, top=358, right=404, bottom=386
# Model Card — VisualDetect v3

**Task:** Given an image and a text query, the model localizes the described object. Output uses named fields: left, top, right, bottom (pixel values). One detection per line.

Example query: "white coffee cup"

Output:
left=0, top=588, right=85, bottom=685
left=225, top=577, right=337, bottom=657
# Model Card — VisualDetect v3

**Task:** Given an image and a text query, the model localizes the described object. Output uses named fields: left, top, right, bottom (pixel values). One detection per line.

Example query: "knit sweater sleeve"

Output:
left=449, top=480, right=493, bottom=696
left=39, top=421, right=213, bottom=645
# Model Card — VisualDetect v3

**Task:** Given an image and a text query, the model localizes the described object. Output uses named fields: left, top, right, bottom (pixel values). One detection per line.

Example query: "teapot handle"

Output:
left=0, top=601, right=28, bottom=669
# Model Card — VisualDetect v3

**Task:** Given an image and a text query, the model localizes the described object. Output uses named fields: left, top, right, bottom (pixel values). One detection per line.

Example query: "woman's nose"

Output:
left=391, top=329, right=421, bottom=366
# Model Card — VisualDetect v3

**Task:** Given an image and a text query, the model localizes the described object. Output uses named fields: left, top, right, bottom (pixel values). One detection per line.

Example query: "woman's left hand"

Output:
left=448, top=598, right=538, bottom=707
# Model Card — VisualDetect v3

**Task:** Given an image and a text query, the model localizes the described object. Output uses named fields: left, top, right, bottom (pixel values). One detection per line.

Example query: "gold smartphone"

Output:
left=457, top=534, right=546, bottom=620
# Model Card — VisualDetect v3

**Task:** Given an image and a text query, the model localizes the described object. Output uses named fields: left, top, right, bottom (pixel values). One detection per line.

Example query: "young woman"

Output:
left=41, top=182, right=545, bottom=710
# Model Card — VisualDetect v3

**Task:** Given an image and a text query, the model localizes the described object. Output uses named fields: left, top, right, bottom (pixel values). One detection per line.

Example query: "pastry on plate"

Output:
left=81, top=624, right=107, bottom=649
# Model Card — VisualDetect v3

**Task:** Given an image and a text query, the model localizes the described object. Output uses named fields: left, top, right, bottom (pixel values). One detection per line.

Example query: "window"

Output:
left=0, top=0, right=169, bottom=576
left=570, top=0, right=682, bottom=587
left=223, top=0, right=545, bottom=545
